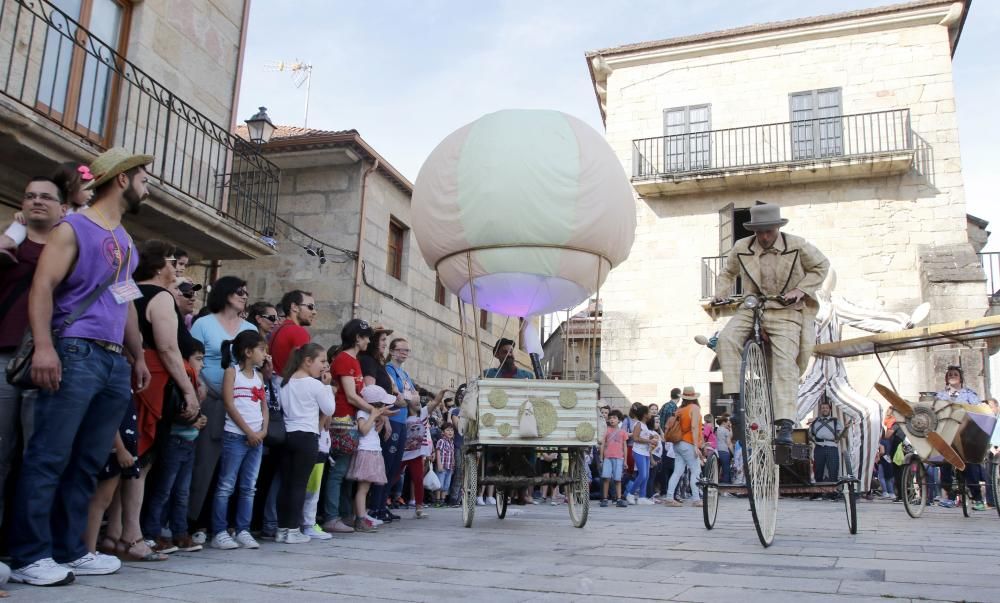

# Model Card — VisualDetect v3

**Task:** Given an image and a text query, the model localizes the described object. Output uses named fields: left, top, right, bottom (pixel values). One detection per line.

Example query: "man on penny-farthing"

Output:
left=714, top=203, right=830, bottom=446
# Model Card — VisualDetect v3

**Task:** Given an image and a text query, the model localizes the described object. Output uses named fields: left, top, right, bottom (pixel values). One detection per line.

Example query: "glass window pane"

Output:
left=37, top=0, right=82, bottom=113
left=76, top=0, right=122, bottom=133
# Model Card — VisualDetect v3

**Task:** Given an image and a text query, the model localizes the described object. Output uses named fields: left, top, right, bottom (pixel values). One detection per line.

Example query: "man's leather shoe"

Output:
left=774, top=419, right=794, bottom=445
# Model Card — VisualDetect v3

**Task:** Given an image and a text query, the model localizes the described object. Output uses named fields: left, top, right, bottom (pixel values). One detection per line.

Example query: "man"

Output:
left=659, top=388, right=680, bottom=432
left=714, top=203, right=829, bottom=445
left=269, top=290, right=316, bottom=374
left=0, top=178, right=66, bottom=530
left=9, top=148, right=153, bottom=586
left=484, top=338, right=534, bottom=379
left=808, top=401, right=844, bottom=489
left=170, top=278, right=201, bottom=326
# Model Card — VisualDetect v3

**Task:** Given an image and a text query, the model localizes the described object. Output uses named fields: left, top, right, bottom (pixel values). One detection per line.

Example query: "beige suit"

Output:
left=716, top=232, right=830, bottom=421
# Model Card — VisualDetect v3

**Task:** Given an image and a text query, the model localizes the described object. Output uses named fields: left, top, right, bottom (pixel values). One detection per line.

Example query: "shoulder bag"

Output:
left=263, top=378, right=286, bottom=447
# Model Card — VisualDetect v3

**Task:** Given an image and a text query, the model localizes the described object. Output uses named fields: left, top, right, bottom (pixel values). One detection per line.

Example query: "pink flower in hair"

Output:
left=77, top=165, right=94, bottom=181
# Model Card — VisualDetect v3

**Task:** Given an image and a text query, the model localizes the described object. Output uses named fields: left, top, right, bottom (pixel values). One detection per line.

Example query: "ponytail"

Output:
left=281, top=342, right=325, bottom=387
left=223, top=330, right=265, bottom=371
left=221, top=339, right=234, bottom=370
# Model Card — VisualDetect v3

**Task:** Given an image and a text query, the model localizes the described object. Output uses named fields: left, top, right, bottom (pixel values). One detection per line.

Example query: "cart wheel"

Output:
left=495, top=488, right=508, bottom=519
left=842, top=480, right=857, bottom=534
left=702, top=454, right=720, bottom=530
left=462, top=453, right=478, bottom=528
left=566, top=451, right=589, bottom=528
left=960, top=473, right=970, bottom=518
left=902, top=461, right=926, bottom=519
left=739, top=339, right=778, bottom=548
left=991, top=461, right=1000, bottom=518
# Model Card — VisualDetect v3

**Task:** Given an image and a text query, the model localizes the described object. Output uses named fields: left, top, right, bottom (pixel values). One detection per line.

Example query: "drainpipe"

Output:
left=352, top=158, right=379, bottom=318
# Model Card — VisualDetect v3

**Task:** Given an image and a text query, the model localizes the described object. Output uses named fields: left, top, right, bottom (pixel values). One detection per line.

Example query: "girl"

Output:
left=348, top=385, right=394, bottom=532
left=625, top=404, right=657, bottom=505
left=277, top=343, right=335, bottom=544
left=211, top=331, right=269, bottom=550
left=716, top=416, right=734, bottom=484
left=400, top=389, right=446, bottom=518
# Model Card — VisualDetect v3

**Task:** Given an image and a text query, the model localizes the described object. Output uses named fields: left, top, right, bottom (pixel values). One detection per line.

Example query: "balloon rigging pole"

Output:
left=590, top=255, right=601, bottom=384
left=467, top=252, right=484, bottom=377
left=454, top=272, right=471, bottom=384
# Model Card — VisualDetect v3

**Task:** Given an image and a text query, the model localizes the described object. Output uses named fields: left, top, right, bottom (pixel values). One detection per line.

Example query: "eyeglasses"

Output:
left=234, top=288, right=249, bottom=297
left=302, top=303, right=315, bottom=311
left=261, top=314, right=278, bottom=322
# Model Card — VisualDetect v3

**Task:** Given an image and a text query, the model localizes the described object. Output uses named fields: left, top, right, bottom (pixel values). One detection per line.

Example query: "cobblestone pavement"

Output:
left=5, top=497, right=999, bottom=602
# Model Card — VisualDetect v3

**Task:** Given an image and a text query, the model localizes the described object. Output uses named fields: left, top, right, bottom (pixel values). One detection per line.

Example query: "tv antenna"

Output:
left=264, top=59, right=313, bottom=127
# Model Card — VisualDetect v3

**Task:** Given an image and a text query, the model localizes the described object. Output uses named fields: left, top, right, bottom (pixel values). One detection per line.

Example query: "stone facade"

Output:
left=224, top=129, right=526, bottom=391
left=586, top=1, right=989, bottom=408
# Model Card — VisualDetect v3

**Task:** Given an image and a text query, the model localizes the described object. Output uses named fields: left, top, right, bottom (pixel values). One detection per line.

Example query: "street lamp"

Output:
left=245, top=106, right=275, bottom=144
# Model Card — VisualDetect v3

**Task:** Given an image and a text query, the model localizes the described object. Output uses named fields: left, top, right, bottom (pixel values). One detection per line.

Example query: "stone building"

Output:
left=225, top=125, right=527, bottom=391
left=542, top=300, right=601, bottom=382
left=0, top=0, right=276, bottom=259
left=585, top=0, right=990, bottom=409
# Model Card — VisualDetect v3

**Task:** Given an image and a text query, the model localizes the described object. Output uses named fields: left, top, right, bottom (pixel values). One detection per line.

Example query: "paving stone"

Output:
left=671, top=586, right=905, bottom=603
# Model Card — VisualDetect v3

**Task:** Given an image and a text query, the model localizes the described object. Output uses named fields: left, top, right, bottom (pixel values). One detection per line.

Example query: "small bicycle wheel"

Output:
left=566, top=450, right=589, bottom=528
left=960, top=473, right=970, bottom=518
left=495, top=488, right=508, bottom=519
left=843, top=480, right=857, bottom=534
left=702, top=454, right=720, bottom=530
left=991, top=461, right=1000, bottom=518
left=462, top=452, right=478, bottom=528
left=902, top=461, right=926, bottom=519
left=740, top=339, right=778, bottom=547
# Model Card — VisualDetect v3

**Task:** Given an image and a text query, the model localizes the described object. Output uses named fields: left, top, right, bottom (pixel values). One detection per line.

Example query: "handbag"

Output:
left=663, top=415, right=683, bottom=444
left=263, top=380, right=286, bottom=447
left=6, top=271, right=119, bottom=389
left=329, top=418, right=360, bottom=455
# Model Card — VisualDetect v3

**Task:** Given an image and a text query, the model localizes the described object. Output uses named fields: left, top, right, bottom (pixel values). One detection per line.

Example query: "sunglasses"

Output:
left=302, top=303, right=315, bottom=311
left=261, top=314, right=278, bottom=322
left=165, top=257, right=178, bottom=267
left=180, top=291, right=196, bottom=300
left=234, top=288, right=249, bottom=297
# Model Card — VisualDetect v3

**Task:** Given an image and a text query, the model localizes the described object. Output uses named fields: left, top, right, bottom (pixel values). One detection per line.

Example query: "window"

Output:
left=789, top=88, right=843, bottom=160
left=479, top=309, right=488, bottom=330
left=434, top=275, right=447, bottom=306
left=37, top=0, right=131, bottom=143
left=387, top=218, right=407, bottom=280
left=663, top=104, right=711, bottom=172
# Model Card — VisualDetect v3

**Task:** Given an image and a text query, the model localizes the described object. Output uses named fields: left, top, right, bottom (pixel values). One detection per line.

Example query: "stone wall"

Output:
left=597, top=17, right=987, bottom=407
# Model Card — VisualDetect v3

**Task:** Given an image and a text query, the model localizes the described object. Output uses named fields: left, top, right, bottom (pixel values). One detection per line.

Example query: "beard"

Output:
left=123, top=182, right=145, bottom=215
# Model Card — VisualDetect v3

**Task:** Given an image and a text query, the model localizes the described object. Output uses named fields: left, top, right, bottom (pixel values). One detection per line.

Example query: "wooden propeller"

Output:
left=926, top=432, right=965, bottom=471
left=874, top=384, right=914, bottom=418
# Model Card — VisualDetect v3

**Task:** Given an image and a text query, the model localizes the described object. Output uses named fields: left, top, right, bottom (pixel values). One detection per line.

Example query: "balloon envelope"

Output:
left=411, top=109, right=636, bottom=317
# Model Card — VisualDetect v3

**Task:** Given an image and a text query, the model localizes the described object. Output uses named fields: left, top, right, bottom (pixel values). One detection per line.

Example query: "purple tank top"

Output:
left=52, top=213, right=138, bottom=345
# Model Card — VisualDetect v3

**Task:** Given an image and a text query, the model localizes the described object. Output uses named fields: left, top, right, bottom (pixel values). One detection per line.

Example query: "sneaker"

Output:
left=408, top=499, right=416, bottom=507
left=152, top=537, right=178, bottom=555
left=549, top=498, right=558, bottom=506
left=637, top=497, right=655, bottom=505
left=174, top=535, right=203, bottom=552
left=476, top=496, right=485, bottom=506
left=322, top=518, right=354, bottom=534
left=365, top=513, right=384, bottom=526
left=191, top=530, right=207, bottom=545
left=284, top=529, right=311, bottom=544
left=626, top=494, right=637, bottom=505
left=354, top=517, right=377, bottom=533
left=616, top=498, right=628, bottom=508
left=10, top=558, right=74, bottom=586
left=600, top=499, right=609, bottom=508
left=938, top=500, right=956, bottom=508
left=62, top=552, right=121, bottom=576
left=235, top=530, right=259, bottom=549
left=973, top=501, right=986, bottom=512
left=211, top=531, right=239, bottom=550
left=414, top=509, right=429, bottom=519
left=275, top=528, right=288, bottom=543
left=304, top=525, right=333, bottom=540
left=387, top=511, right=401, bottom=521
left=485, top=496, right=497, bottom=505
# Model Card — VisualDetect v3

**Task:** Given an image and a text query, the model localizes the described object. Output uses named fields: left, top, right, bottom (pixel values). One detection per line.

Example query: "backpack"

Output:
left=663, top=414, right=683, bottom=444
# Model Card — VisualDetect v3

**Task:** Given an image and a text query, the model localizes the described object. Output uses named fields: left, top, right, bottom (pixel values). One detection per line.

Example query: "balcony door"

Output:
left=663, top=104, right=711, bottom=172
left=36, top=0, right=129, bottom=144
left=789, top=88, right=843, bottom=160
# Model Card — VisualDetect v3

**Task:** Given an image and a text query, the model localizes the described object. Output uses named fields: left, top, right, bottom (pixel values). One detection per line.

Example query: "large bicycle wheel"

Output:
left=991, top=461, right=1000, bottom=518
left=566, top=450, right=589, bottom=528
left=702, top=454, right=720, bottom=530
left=462, top=452, right=478, bottom=528
left=739, top=339, right=778, bottom=547
left=843, top=480, right=857, bottom=534
left=495, top=488, right=508, bottom=519
left=902, top=461, right=926, bottom=519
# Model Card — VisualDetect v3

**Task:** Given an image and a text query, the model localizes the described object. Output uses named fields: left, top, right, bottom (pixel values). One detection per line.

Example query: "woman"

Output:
left=245, top=301, right=283, bottom=538
left=187, top=276, right=258, bottom=543
left=936, top=366, right=986, bottom=510
left=665, top=387, right=704, bottom=507
left=716, top=416, right=734, bottom=484
left=247, top=302, right=279, bottom=341
left=360, top=326, right=405, bottom=523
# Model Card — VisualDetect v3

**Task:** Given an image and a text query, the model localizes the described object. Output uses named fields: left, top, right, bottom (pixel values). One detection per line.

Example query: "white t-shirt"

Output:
left=356, top=410, right=382, bottom=452
left=318, top=428, right=331, bottom=454
left=402, top=407, right=430, bottom=462
left=280, top=376, right=335, bottom=434
left=663, top=441, right=675, bottom=459
left=632, top=422, right=653, bottom=456
left=225, top=368, right=265, bottom=435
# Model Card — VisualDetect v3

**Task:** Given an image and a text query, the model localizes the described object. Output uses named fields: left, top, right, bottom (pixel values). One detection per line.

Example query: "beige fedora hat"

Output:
left=743, top=203, right=788, bottom=231
left=85, top=147, right=154, bottom=190
left=680, top=386, right=700, bottom=401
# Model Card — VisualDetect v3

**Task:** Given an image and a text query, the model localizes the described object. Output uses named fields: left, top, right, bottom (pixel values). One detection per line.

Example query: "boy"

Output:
left=434, top=424, right=456, bottom=507
left=600, top=410, right=628, bottom=508
left=140, top=341, right=208, bottom=553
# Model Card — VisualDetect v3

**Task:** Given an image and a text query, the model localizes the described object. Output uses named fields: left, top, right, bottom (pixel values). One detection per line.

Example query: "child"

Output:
left=141, top=341, right=209, bottom=552
left=538, top=451, right=562, bottom=505
left=601, top=410, right=628, bottom=507
left=401, top=389, right=446, bottom=518
left=211, top=331, right=269, bottom=550
left=348, top=385, right=393, bottom=532
left=302, top=427, right=334, bottom=540
left=435, top=424, right=456, bottom=506
left=626, top=404, right=658, bottom=505
left=277, top=343, right=335, bottom=544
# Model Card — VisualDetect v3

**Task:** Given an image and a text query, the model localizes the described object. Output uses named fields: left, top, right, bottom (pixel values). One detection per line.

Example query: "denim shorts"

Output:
left=601, top=457, right=624, bottom=480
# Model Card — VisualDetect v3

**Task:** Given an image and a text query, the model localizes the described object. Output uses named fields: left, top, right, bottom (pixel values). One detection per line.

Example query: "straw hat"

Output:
left=85, top=147, right=154, bottom=190
left=743, top=203, right=788, bottom=231
left=680, top=386, right=700, bottom=401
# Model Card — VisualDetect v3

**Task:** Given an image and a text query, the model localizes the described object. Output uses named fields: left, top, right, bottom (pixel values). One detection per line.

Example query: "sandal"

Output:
left=119, top=538, right=168, bottom=562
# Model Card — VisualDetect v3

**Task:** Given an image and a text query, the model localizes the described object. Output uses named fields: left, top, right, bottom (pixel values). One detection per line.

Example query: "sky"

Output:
left=237, top=0, right=999, bottom=245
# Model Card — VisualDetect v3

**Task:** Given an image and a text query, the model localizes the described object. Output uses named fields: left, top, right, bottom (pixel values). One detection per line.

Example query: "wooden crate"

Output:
left=462, top=378, right=599, bottom=447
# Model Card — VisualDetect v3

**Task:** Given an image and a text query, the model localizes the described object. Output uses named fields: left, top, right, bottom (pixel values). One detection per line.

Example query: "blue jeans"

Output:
left=627, top=453, right=649, bottom=497
left=323, top=452, right=354, bottom=521
left=9, top=338, right=131, bottom=567
left=718, top=450, right=733, bottom=483
left=263, top=472, right=281, bottom=533
left=142, top=435, right=196, bottom=538
left=437, top=469, right=454, bottom=493
left=370, top=421, right=405, bottom=515
left=667, top=442, right=701, bottom=501
left=212, top=432, right=263, bottom=535
left=877, top=462, right=894, bottom=496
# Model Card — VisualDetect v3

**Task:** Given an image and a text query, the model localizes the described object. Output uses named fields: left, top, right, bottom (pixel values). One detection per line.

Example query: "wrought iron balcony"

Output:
left=701, top=255, right=742, bottom=300
left=633, top=109, right=914, bottom=195
left=0, top=0, right=278, bottom=240
left=979, top=252, right=1000, bottom=303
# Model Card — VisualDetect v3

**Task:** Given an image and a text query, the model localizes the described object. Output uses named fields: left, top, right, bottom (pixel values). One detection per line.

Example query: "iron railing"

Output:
left=979, top=252, right=1000, bottom=301
left=701, top=255, right=743, bottom=300
left=0, top=0, right=278, bottom=236
left=634, top=109, right=913, bottom=179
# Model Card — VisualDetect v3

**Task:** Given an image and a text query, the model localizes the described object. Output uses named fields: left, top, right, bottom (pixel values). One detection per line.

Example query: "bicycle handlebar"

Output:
left=710, top=294, right=794, bottom=308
